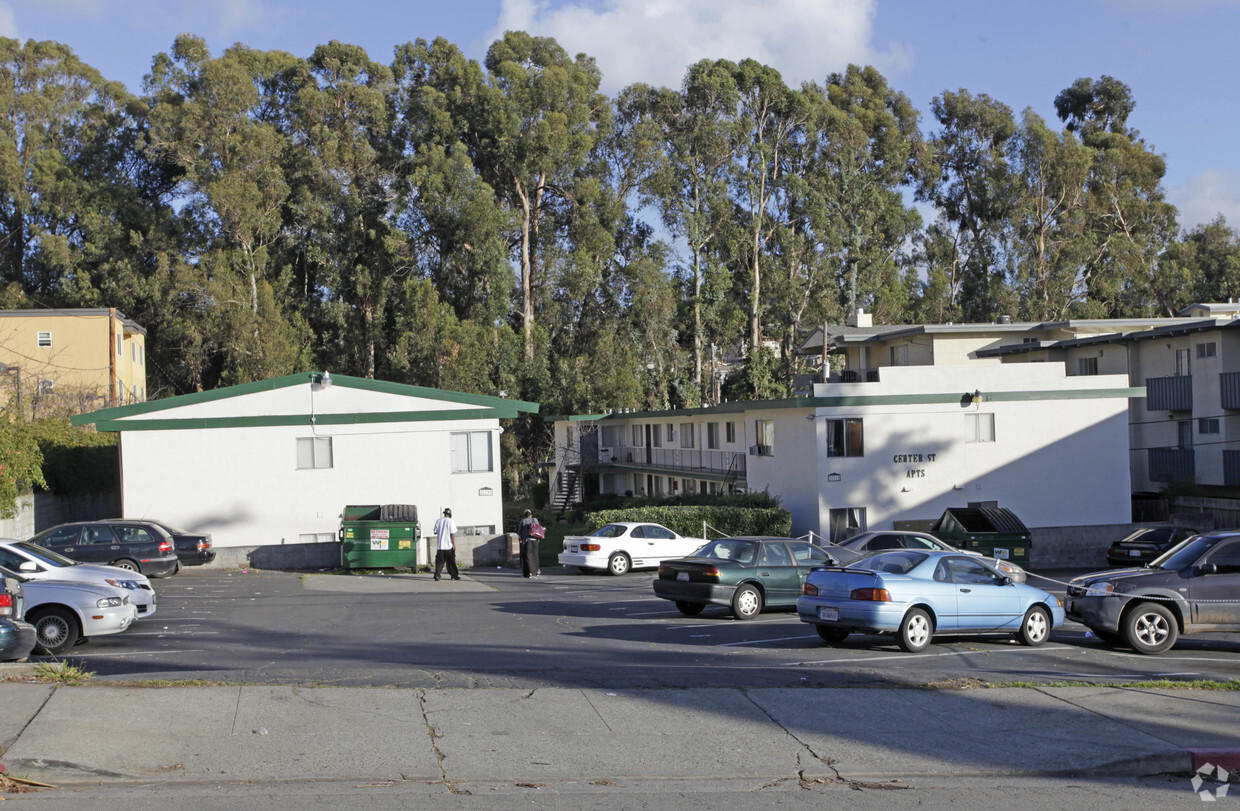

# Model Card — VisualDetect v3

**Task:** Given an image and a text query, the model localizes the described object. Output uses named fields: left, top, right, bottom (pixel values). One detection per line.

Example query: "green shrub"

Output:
left=33, top=418, right=118, bottom=495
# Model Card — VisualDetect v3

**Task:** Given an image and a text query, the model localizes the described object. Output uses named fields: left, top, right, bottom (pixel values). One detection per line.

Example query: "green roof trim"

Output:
left=547, top=387, right=1145, bottom=421
left=73, top=371, right=538, bottom=431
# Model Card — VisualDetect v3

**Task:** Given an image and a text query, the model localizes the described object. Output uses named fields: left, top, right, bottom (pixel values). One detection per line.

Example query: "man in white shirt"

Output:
left=433, top=508, right=460, bottom=581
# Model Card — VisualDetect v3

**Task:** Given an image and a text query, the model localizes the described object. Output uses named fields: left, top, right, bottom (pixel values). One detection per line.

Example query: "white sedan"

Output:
left=558, top=522, right=709, bottom=575
left=1, top=565, right=137, bottom=655
left=0, top=539, right=157, bottom=617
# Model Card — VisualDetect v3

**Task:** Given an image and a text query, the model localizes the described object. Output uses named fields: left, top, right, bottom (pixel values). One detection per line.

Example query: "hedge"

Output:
left=583, top=505, right=791, bottom=539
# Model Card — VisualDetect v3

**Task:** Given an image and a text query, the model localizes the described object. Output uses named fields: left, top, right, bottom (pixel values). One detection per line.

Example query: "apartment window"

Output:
left=117, top=334, right=122, bottom=355
left=1178, top=420, right=1193, bottom=449
left=600, top=424, right=619, bottom=447
left=1175, top=348, right=1190, bottom=376
left=755, top=419, right=774, bottom=449
left=966, top=413, right=995, bottom=442
left=666, top=423, right=675, bottom=444
left=1197, top=342, right=1217, bottom=359
left=828, top=507, right=867, bottom=543
left=707, top=422, right=720, bottom=450
left=1077, top=357, right=1098, bottom=376
left=36, top=331, right=51, bottom=347
left=632, top=425, right=642, bottom=446
left=296, top=436, right=334, bottom=469
left=827, top=418, right=863, bottom=457
left=890, top=344, right=909, bottom=366
left=1199, top=417, right=1220, bottom=435
left=725, top=421, right=736, bottom=443
left=450, top=431, right=492, bottom=472
left=679, top=423, right=694, bottom=448
left=652, top=426, right=662, bottom=448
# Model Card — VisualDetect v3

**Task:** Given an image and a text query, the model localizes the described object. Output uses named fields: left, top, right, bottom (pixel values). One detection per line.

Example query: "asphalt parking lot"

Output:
left=37, top=566, right=1240, bottom=687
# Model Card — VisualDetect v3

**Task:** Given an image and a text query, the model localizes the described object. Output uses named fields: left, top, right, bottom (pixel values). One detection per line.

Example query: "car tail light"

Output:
left=198, top=540, right=210, bottom=551
left=802, top=583, right=818, bottom=596
left=581, top=543, right=601, bottom=552
left=850, top=588, right=892, bottom=602
left=0, top=593, right=12, bottom=617
left=159, top=541, right=172, bottom=552
left=700, top=566, right=720, bottom=578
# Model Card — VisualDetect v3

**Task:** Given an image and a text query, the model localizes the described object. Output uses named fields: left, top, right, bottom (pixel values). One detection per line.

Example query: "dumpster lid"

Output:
left=933, top=507, right=1029, bottom=535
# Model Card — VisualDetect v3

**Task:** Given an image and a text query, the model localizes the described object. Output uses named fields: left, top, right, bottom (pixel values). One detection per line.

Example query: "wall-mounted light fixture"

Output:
left=311, top=371, right=333, bottom=391
left=970, top=389, right=983, bottom=407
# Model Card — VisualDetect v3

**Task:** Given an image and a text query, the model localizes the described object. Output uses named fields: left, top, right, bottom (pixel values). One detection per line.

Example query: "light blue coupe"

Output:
left=796, top=550, right=1064, bottom=652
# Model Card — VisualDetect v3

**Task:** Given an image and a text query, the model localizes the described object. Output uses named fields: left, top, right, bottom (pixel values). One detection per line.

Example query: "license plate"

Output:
left=818, top=606, right=839, bottom=621
left=570, top=545, right=578, bottom=553
left=677, top=572, right=688, bottom=581
left=1129, top=549, right=1140, bottom=557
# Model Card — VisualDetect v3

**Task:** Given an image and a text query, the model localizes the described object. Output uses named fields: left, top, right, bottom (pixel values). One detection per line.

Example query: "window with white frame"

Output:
left=665, top=423, right=674, bottom=444
left=1199, top=417, right=1220, bottom=435
left=755, top=419, right=774, bottom=453
left=827, top=418, right=863, bottom=457
left=965, top=413, right=995, bottom=442
left=450, top=431, right=493, bottom=472
left=725, top=421, right=736, bottom=443
left=297, top=436, right=334, bottom=469
left=890, top=344, right=909, bottom=366
left=632, top=424, right=642, bottom=446
left=600, top=424, right=620, bottom=447
left=36, top=331, right=51, bottom=347
left=1197, top=341, right=1217, bottom=359
left=1077, top=357, right=1098, bottom=375
left=679, top=422, right=694, bottom=448
left=706, top=422, right=720, bottom=449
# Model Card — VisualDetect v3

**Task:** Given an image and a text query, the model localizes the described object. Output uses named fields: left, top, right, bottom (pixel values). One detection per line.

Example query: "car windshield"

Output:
left=695, top=539, right=758, bottom=564
left=848, top=551, right=928, bottom=575
left=1149, top=535, right=1213, bottom=571
left=1118, top=527, right=1171, bottom=545
left=587, top=524, right=629, bottom=539
left=12, top=541, right=78, bottom=567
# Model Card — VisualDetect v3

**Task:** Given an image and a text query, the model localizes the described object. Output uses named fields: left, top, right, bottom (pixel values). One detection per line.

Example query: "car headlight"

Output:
left=96, top=596, right=124, bottom=608
left=105, top=579, right=138, bottom=589
left=1084, top=581, right=1115, bottom=596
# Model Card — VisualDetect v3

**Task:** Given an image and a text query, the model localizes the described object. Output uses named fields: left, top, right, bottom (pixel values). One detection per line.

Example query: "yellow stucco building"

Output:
left=0, top=308, right=147, bottom=418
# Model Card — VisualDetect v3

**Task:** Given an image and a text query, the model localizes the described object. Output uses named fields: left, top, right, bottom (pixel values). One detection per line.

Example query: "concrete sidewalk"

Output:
left=0, top=683, right=1237, bottom=788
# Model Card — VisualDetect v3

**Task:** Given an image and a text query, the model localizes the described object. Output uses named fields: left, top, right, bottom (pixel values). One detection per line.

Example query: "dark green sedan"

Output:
left=652, top=537, right=836, bottom=620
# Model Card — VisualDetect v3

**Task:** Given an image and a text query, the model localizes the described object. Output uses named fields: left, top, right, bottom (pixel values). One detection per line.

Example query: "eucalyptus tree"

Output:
left=920, top=88, right=1016, bottom=321
left=1168, top=216, right=1240, bottom=307
left=144, top=35, right=309, bottom=386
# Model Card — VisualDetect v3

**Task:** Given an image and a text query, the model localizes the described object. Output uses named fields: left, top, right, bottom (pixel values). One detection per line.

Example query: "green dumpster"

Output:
left=931, top=506, right=1031, bottom=566
left=340, top=504, right=420, bottom=569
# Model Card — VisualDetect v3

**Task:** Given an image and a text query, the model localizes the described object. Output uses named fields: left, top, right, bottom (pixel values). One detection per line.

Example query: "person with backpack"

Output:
left=517, top=509, right=543, bottom=578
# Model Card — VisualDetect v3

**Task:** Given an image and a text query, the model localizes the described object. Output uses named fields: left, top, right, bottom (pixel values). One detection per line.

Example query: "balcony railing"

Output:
left=1145, top=375, right=1193, bottom=412
left=1148, top=447, right=1195, bottom=483
left=594, top=446, right=747, bottom=478
left=828, top=368, right=881, bottom=383
left=1222, top=372, right=1240, bottom=410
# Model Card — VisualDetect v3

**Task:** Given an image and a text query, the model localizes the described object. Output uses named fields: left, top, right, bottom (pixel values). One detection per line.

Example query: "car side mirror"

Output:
left=18, top=561, right=36, bottom=573
left=1196, top=563, right=1219, bottom=576
left=1001, top=576, right=1013, bottom=586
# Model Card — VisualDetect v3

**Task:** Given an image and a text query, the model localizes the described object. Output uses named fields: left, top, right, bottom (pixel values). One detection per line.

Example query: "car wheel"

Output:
left=897, top=608, right=933, bottom=652
left=112, top=559, right=140, bottom=572
left=607, top=553, right=631, bottom=576
left=816, top=625, right=850, bottom=644
left=1017, top=605, right=1052, bottom=647
left=1122, top=602, right=1178, bottom=655
left=675, top=601, right=705, bottom=616
left=730, top=584, right=763, bottom=620
left=30, top=607, right=80, bottom=655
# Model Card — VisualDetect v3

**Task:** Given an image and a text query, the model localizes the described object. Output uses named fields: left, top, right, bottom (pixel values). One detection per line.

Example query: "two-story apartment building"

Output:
left=0, top=308, right=147, bottom=417
left=550, top=363, right=1138, bottom=541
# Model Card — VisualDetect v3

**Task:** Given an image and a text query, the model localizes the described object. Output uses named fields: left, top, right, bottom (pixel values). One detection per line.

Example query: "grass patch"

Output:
left=32, top=660, right=94, bottom=685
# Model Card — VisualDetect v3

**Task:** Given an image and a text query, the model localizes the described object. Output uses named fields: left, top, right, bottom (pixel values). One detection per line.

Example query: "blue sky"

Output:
left=9, top=0, right=1240, bottom=230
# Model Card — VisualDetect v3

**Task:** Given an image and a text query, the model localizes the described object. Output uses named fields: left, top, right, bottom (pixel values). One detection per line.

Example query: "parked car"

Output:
left=559, top=522, right=709, bottom=575
left=797, top=550, right=1063, bottom=652
left=825, top=530, right=1028, bottom=582
left=138, top=520, right=215, bottom=568
left=652, top=537, right=836, bottom=619
left=0, top=570, right=37, bottom=662
left=1066, top=530, right=1240, bottom=654
left=0, top=539, right=157, bottom=618
left=0, top=565, right=137, bottom=655
left=1105, top=526, right=1199, bottom=568
left=28, top=520, right=180, bottom=578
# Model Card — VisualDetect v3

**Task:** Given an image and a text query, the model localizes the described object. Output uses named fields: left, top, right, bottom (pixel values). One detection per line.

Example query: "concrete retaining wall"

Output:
left=199, top=533, right=518, bottom=572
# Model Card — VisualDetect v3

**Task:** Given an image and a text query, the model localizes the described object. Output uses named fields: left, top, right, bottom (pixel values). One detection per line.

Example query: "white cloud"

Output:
left=0, top=2, right=17, bottom=38
left=489, top=0, right=910, bottom=94
left=1169, top=169, right=1240, bottom=231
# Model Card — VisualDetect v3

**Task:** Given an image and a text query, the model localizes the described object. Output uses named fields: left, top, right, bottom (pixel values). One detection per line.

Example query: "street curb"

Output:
left=1188, top=748, right=1240, bottom=772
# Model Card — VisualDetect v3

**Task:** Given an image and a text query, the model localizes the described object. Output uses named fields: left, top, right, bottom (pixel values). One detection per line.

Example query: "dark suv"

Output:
left=29, top=521, right=180, bottom=578
left=1067, top=530, right=1240, bottom=654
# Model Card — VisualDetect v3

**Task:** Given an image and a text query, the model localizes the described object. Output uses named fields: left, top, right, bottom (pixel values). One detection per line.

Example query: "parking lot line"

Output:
left=782, top=644, right=1075, bottom=666
left=61, top=649, right=207, bottom=658
left=716, top=634, right=818, bottom=647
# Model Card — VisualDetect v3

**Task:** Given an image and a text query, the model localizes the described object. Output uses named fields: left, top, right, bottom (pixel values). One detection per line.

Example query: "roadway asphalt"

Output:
left=1, top=571, right=1238, bottom=799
